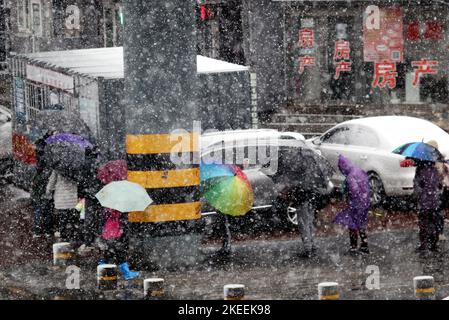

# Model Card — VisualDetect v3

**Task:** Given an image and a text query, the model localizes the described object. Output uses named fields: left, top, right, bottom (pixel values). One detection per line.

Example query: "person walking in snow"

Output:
left=45, top=170, right=80, bottom=243
left=413, top=159, right=444, bottom=252
left=334, top=155, right=371, bottom=254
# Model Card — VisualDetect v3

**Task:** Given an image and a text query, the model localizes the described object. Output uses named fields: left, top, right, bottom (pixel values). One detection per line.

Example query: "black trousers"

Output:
left=57, top=209, right=81, bottom=243
left=349, top=229, right=368, bottom=249
left=217, top=213, right=232, bottom=252
left=103, top=216, right=129, bottom=265
left=83, top=196, right=103, bottom=246
left=418, top=209, right=439, bottom=250
left=34, top=198, right=55, bottom=235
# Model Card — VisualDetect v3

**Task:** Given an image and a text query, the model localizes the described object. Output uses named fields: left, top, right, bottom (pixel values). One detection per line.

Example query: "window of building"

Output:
left=17, top=0, right=42, bottom=36
left=17, top=0, right=31, bottom=32
left=30, top=0, right=42, bottom=36
left=103, top=3, right=124, bottom=47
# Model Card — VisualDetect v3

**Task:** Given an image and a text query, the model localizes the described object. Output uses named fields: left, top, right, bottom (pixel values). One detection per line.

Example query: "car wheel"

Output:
left=368, top=172, right=386, bottom=207
left=271, top=198, right=298, bottom=229
left=286, top=206, right=298, bottom=227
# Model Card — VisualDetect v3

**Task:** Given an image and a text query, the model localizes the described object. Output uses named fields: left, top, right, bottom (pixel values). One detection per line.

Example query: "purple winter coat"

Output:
left=413, top=163, right=443, bottom=212
left=334, top=155, right=371, bottom=230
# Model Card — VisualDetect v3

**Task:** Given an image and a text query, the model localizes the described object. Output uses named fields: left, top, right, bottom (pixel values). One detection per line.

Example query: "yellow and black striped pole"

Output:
left=123, top=0, right=201, bottom=226
left=126, top=133, right=200, bottom=223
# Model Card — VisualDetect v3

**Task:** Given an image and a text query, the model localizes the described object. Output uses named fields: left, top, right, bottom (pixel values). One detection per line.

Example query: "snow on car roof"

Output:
left=341, top=116, right=449, bottom=151
left=16, top=47, right=249, bottom=79
left=342, top=115, right=435, bottom=129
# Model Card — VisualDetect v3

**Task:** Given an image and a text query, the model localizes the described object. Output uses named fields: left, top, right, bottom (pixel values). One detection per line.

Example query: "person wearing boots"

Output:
left=99, top=208, right=140, bottom=280
left=334, top=155, right=371, bottom=254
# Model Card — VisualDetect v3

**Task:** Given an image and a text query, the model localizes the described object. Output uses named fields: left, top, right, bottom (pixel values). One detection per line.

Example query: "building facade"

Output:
left=0, top=0, right=124, bottom=107
left=4, top=0, right=449, bottom=132
left=198, top=0, right=449, bottom=133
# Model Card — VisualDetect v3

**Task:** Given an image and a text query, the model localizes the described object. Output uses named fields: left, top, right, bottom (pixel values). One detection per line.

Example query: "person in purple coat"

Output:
left=334, top=155, right=371, bottom=254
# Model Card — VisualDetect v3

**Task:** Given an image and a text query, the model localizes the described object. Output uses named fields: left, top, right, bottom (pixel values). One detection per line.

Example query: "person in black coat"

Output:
left=32, top=131, right=55, bottom=237
left=77, top=145, right=104, bottom=246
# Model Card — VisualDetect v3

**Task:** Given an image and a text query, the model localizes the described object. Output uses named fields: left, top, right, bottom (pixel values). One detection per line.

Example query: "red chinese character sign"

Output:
left=363, top=6, right=404, bottom=63
left=297, top=21, right=316, bottom=75
left=334, top=60, right=352, bottom=80
left=372, top=61, right=398, bottom=89
left=299, top=28, right=315, bottom=48
left=299, top=56, right=316, bottom=74
left=334, top=40, right=350, bottom=60
left=333, top=40, right=351, bottom=80
left=411, top=60, right=439, bottom=86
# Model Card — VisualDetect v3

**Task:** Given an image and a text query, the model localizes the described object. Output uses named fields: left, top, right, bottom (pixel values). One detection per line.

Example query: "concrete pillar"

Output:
left=122, top=1, right=200, bottom=224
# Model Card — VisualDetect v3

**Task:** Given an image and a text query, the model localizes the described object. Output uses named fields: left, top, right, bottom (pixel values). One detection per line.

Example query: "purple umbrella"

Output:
left=45, top=133, right=93, bottom=149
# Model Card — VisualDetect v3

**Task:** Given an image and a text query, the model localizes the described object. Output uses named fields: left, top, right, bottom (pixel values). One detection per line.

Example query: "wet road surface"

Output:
left=1, top=185, right=449, bottom=300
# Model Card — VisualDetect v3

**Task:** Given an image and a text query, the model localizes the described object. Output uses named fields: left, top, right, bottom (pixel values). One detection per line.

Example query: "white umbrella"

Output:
left=95, top=180, right=153, bottom=212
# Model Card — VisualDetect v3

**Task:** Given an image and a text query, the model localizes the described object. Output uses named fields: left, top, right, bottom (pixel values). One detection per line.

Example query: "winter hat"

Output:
left=426, top=140, right=439, bottom=150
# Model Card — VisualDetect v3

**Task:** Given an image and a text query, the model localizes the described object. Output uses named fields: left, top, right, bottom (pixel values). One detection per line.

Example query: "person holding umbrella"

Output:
left=43, top=133, right=93, bottom=244
left=32, top=130, right=56, bottom=238
left=393, top=141, right=446, bottom=252
left=95, top=179, right=152, bottom=280
left=45, top=169, right=80, bottom=243
left=271, top=146, right=334, bottom=258
left=334, top=155, right=371, bottom=254
left=413, top=159, right=444, bottom=252
left=200, top=162, right=254, bottom=256
left=425, top=140, right=448, bottom=242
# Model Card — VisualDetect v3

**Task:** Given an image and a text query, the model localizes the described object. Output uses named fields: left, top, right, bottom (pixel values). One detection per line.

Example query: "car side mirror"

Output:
left=312, top=138, right=322, bottom=146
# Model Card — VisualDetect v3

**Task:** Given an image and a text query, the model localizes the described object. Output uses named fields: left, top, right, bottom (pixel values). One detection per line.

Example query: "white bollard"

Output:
left=223, top=284, right=245, bottom=300
left=143, top=278, right=165, bottom=299
left=52, top=242, right=75, bottom=266
left=97, top=264, right=118, bottom=291
left=318, top=282, right=340, bottom=300
left=414, top=276, right=435, bottom=300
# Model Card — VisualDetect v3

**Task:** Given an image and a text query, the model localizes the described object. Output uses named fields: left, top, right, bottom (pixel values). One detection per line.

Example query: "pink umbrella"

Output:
left=97, top=160, right=127, bottom=185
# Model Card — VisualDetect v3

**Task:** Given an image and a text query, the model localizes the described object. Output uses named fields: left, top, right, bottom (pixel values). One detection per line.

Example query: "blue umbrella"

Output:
left=392, top=142, right=444, bottom=162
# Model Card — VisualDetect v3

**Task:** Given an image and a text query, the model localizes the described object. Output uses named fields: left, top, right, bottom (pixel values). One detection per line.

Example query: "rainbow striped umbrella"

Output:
left=392, top=142, right=444, bottom=162
left=200, top=163, right=254, bottom=217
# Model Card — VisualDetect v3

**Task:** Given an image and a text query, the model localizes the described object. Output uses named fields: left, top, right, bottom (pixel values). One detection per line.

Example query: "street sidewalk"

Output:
left=1, top=190, right=448, bottom=299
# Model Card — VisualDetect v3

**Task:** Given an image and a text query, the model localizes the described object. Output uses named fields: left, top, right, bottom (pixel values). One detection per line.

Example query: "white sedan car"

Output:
left=307, top=116, right=449, bottom=205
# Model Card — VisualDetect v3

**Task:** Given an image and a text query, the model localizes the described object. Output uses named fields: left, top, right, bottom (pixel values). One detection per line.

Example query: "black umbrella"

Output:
left=43, top=140, right=87, bottom=181
left=272, top=146, right=335, bottom=193
left=28, top=110, right=94, bottom=142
